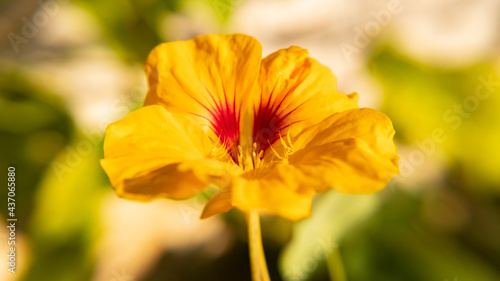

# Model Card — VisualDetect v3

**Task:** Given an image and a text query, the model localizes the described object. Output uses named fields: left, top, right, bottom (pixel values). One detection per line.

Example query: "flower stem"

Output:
left=247, top=209, right=271, bottom=281
left=326, top=246, right=347, bottom=281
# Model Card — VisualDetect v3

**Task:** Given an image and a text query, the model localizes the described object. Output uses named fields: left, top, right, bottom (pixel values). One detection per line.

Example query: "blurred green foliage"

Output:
left=0, top=66, right=105, bottom=281
left=341, top=189, right=500, bottom=281
left=73, top=0, right=239, bottom=62
left=280, top=191, right=379, bottom=281
left=0, top=67, right=73, bottom=224
left=23, top=144, right=105, bottom=281
left=369, top=47, right=500, bottom=190
left=74, top=0, right=177, bottom=62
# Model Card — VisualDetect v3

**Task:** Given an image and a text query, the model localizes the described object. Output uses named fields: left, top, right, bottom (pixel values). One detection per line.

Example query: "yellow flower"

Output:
left=100, top=34, right=399, bottom=221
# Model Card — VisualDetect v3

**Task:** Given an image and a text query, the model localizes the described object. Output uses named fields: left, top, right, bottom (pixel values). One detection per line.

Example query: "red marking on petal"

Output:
left=252, top=87, right=308, bottom=153
left=188, top=86, right=240, bottom=163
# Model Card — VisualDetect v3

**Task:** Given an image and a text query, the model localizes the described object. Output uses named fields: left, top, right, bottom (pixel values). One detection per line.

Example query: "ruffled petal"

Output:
left=100, top=105, right=233, bottom=200
left=250, top=46, right=359, bottom=154
left=231, top=170, right=315, bottom=221
left=286, top=108, right=399, bottom=194
left=143, top=34, right=262, bottom=159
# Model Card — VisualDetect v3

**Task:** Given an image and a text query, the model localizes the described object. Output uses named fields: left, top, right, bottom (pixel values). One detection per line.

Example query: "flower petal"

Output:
left=203, top=106, right=399, bottom=220
left=288, top=108, right=399, bottom=194
left=251, top=46, right=358, bottom=153
left=200, top=191, right=234, bottom=219
left=100, top=105, right=233, bottom=200
left=231, top=172, right=315, bottom=221
left=143, top=34, right=262, bottom=159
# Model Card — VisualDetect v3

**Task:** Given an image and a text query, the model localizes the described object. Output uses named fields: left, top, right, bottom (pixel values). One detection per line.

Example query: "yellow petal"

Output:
left=143, top=34, right=262, bottom=159
left=250, top=46, right=358, bottom=154
left=287, top=108, right=399, bottom=194
left=100, top=105, right=232, bottom=200
left=231, top=172, right=315, bottom=221
left=200, top=191, right=234, bottom=219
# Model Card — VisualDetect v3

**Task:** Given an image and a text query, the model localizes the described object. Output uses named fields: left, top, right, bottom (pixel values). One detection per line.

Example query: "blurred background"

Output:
left=1, top=0, right=500, bottom=280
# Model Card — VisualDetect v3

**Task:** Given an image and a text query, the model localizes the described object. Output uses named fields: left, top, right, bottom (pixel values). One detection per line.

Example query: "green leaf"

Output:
left=22, top=137, right=106, bottom=281
left=279, top=191, right=380, bottom=281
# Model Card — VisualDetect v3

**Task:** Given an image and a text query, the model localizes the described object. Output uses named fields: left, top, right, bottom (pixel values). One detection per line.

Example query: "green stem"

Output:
left=247, top=210, right=271, bottom=281
left=326, top=246, right=347, bottom=281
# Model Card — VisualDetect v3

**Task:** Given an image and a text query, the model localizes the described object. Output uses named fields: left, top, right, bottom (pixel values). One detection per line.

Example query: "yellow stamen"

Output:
left=258, top=150, right=264, bottom=159
left=268, top=140, right=286, bottom=161
left=268, top=130, right=294, bottom=162
left=210, top=135, right=231, bottom=162
left=232, top=132, right=295, bottom=172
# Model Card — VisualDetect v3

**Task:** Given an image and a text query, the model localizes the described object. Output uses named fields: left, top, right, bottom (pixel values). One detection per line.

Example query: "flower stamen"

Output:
left=279, top=130, right=294, bottom=156
left=210, top=134, right=233, bottom=162
left=268, top=129, right=294, bottom=163
left=233, top=143, right=266, bottom=172
left=268, top=140, right=287, bottom=161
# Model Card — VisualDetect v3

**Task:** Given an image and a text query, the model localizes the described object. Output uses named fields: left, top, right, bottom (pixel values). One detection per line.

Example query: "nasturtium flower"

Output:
left=100, top=34, right=399, bottom=221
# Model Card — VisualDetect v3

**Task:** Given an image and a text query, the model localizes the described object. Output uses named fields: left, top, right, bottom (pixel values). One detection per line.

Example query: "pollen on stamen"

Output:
left=250, top=142, right=265, bottom=169
left=234, top=143, right=267, bottom=171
